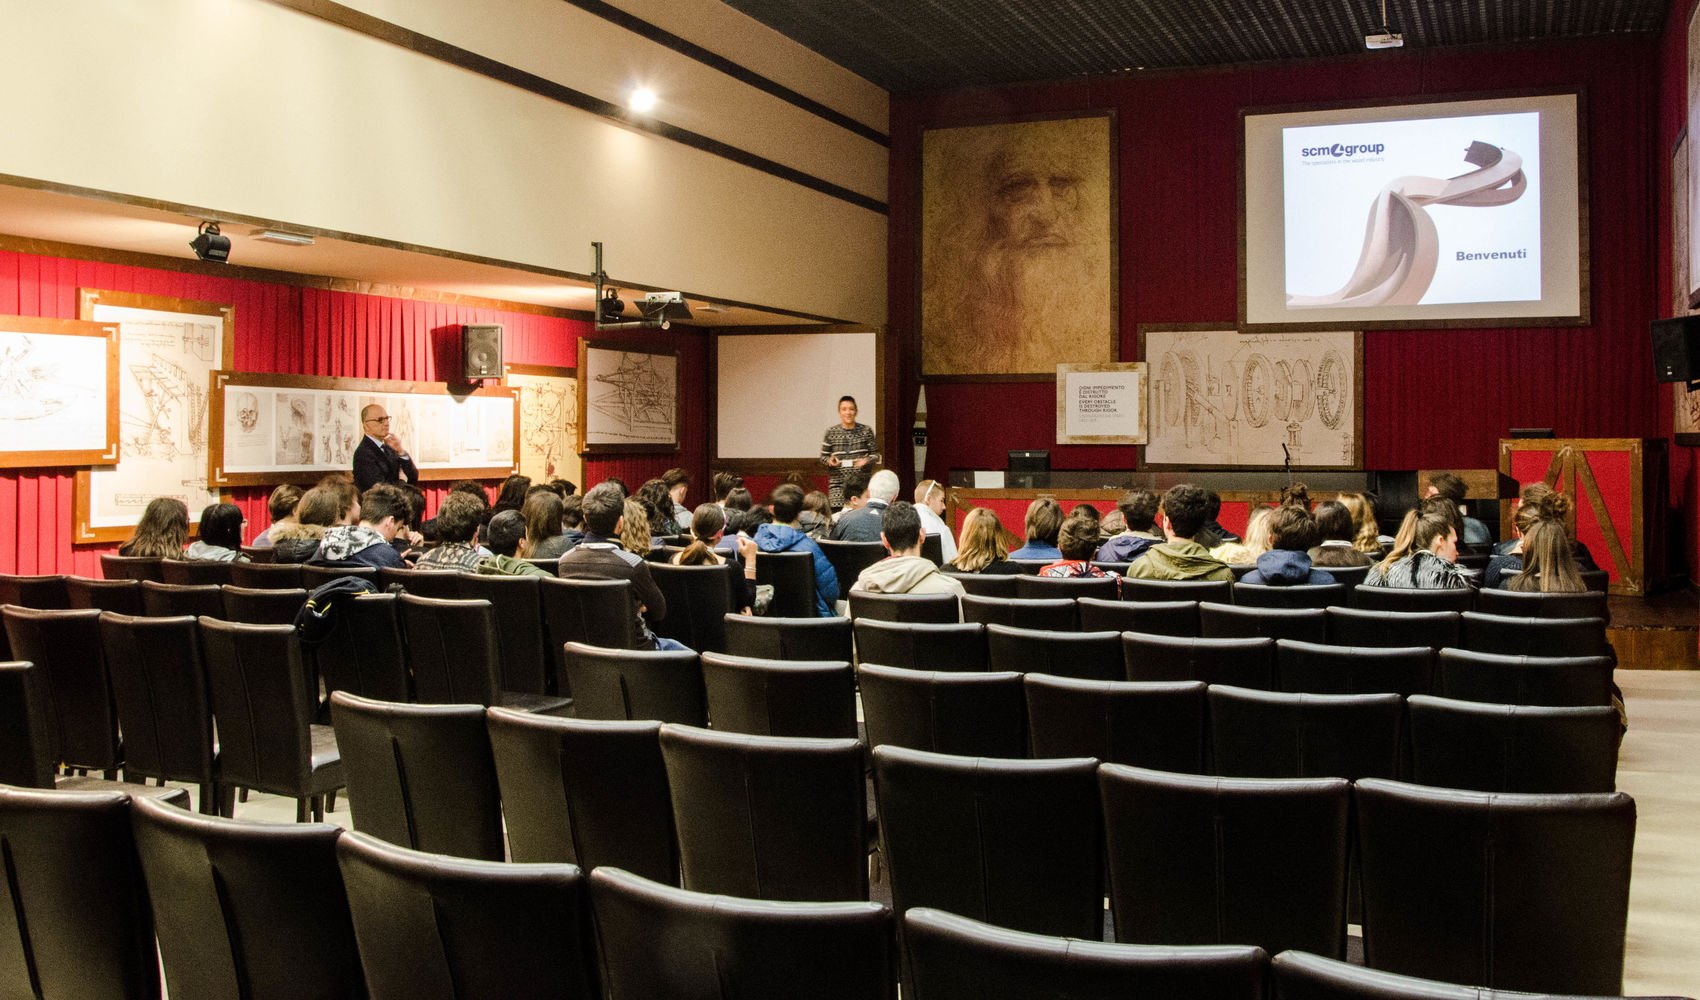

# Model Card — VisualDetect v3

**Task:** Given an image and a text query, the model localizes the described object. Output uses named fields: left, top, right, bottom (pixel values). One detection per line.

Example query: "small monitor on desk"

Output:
left=1007, top=450, right=1049, bottom=489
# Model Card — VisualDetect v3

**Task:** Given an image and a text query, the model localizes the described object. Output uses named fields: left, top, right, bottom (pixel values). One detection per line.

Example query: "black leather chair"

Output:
left=1, top=605, right=121, bottom=773
left=376, top=565, right=463, bottom=597
left=1268, top=948, right=1681, bottom=1000
left=1435, top=648, right=1616, bottom=707
left=540, top=577, right=641, bottom=689
left=1208, top=685, right=1403, bottom=781
left=903, top=906, right=1268, bottom=1000
left=1354, top=778, right=1636, bottom=994
left=486, top=709, right=677, bottom=880
left=874, top=746, right=1102, bottom=939
left=858, top=663, right=1026, bottom=758
left=219, top=584, right=307, bottom=625
left=1023, top=674, right=1208, bottom=773
left=525, top=557, right=561, bottom=573
left=661, top=724, right=867, bottom=901
left=849, top=590, right=961, bottom=623
left=1123, top=578, right=1233, bottom=604
left=98, top=613, right=223, bottom=813
left=960, top=595, right=1076, bottom=631
left=922, top=534, right=945, bottom=566
left=129, top=795, right=361, bottom=1000
left=337, top=831, right=598, bottom=1000
left=757, top=550, right=820, bottom=618
left=723, top=613, right=853, bottom=662
left=699, top=652, right=857, bottom=738
left=1200, top=602, right=1329, bottom=644
left=0, top=662, right=191, bottom=801
left=238, top=545, right=274, bottom=564
left=199, top=618, right=344, bottom=823
left=1352, top=586, right=1473, bottom=612
left=0, top=573, right=69, bottom=610
left=589, top=866, right=895, bottom=1000
left=1407, top=694, right=1620, bottom=793
left=562, top=641, right=706, bottom=725
left=100, top=553, right=165, bottom=582
left=1013, top=575, right=1119, bottom=601
left=942, top=571, right=1019, bottom=598
left=1077, top=596, right=1199, bottom=636
left=65, top=576, right=145, bottom=616
left=1233, top=583, right=1349, bottom=609
left=329, top=692, right=503, bottom=859
left=1123, top=633, right=1278, bottom=689
left=649, top=561, right=739, bottom=653
left=1007, top=559, right=1050, bottom=575
left=1091, top=561, right=1133, bottom=575
left=1324, top=565, right=1371, bottom=590
left=1326, top=607, right=1461, bottom=650
left=310, top=591, right=412, bottom=706
left=0, top=786, right=162, bottom=999
left=457, top=573, right=552, bottom=694
left=854, top=619, right=988, bottom=672
left=160, top=560, right=234, bottom=586
left=141, top=579, right=225, bottom=619
left=1458, top=612, right=1610, bottom=658
left=1580, top=569, right=1611, bottom=593
left=1229, top=563, right=1257, bottom=581
left=399, top=594, right=571, bottom=714
left=817, top=539, right=889, bottom=595
left=227, top=561, right=304, bottom=589
left=299, top=564, right=378, bottom=590
left=1277, top=639, right=1436, bottom=696
left=1474, top=588, right=1610, bottom=622
left=1100, top=764, right=1351, bottom=958
left=986, top=623, right=1122, bottom=681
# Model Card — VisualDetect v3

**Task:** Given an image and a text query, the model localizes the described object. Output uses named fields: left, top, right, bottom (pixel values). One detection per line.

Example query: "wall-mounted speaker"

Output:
left=462, top=324, right=503, bottom=380
left=1651, top=316, right=1700, bottom=384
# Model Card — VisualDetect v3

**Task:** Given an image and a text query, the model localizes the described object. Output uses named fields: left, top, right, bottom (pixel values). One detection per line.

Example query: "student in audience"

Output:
left=663, top=468, right=692, bottom=531
left=270, top=487, right=341, bottom=563
left=1211, top=506, right=1272, bottom=566
left=1365, top=506, right=1469, bottom=589
left=415, top=492, right=490, bottom=570
left=1071, top=503, right=1102, bottom=522
left=1007, top=497, right=1064, bottom=561
left=1426, top=471, right=1492, bottom=546
left=912, top=479, right=959, bottom=562
left=1096, top=490, right=1164, bottom=563
left=491, top=474, right=531, bottom=519
left=249, top=485, right=303, bottom=548
left=1039, top=511, right=1115, bottom=582
left=949, top=507, right=1016, bottom=574
left=118, top=497, right=190, bottom=558
left=1483, top=484, right=1598, bottom=588
left=1503, top=519, right=1586, bottom=592
left=1194, top=490, right=1241, bottom=549
left=1242, top=504, right=1335, bottom=586
left=724, top=486, right=754, bottom=515
left=308, top=485, right=409, bottom=568
left=621, top=498, right=658, bottom=555
left=1098, top=508, right=1126, bottom=538
left=675, top=504, right=757, bottom=612
left=754, top=482, right=840, bottom=616
left=711, top=471, right=742, bottom=509
left=475, top=509, right=551, bottom=577
left=522, top=490, right=571, bottom=559
left=635, top=480, right=676, bottom=537
left=800, top=490, right=832, bottom=539
left=391, top=484, right=427, bottom=562
left=1336, top=492, right=1387, bottom=554
left=852, top=501, right=965, bottom=599
left=558, top=482, right=685, bottom=651
left=832, top=467, right=872, bottom=523
left=1309, top=500, right=1376, bottom=568
left=832, top=469, right=898, bottom=542
left=1126, top=484, right=1233, bottom=581
left=1279, top=482, right=1311, bottom=509
left=549, top=478, right=577, bottom=497
left=184, top=502, right=250, bottom=562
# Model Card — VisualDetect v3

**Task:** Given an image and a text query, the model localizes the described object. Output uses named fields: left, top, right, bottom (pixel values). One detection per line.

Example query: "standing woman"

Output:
left=819, top=395, right=881, bottom=512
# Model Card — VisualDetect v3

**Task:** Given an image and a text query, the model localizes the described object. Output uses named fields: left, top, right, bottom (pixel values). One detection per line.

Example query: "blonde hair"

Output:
left=620, top=498, right=652, bottom=556
left=951, top=507, right=1008, bottom=573
left=1374, top=509, right=1420, bottom=576
left=1337, top=493, right=1382, bottom=554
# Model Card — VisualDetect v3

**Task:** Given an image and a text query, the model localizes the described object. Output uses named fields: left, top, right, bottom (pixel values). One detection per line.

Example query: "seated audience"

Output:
left=1007, top=497, right=1065, bottom=562
left=724, top=486, right=754, bottom=515
left=1365, top=507, right=1469, bottom=590
left=558, top=482, right=685, bottom=651
left=831, top=469, right=897, bottom=541
left=1309, top=500, right=1375, bottom=568
left=1096, top=490, right=1163, bottom=563
left=1193, top=490, right=1241, bottom=549
left=635, top=480, right=676, bottom=540
left=1211, top=506, right=1273, bottom=566
left=913, top=479, right=958, bottom=562
left=392, top=484, right=427, bottom=562
left=1337, top=492, right=1389, bottom=554
left=249, top=485, right=303, bottom=548
left=1040, top=512, right=1115, bottom=582
left=1098, top=509, right=1126, bottom=538
left=674, top=504, right=730, bottom=566
left=711, top=470, right=742, bottom=509
left=490, top=474, right=531, bottom=520
left=1127, top=484, right=1233, bottom=582
left=270, top=487, right=343, bottom=563
left=1426, top=471, right=1492, bottom=546
left=622, top=498, right=660, bottom=555
left=852, top=501, right=966, bottom=599
left=1242, top=504, right=1335, bottom=586
left=420, top=479, right=486, bottom=541
left=753, top=483, right=840, bottom=617
left=185, top=503, right=250, bottom=562
left=949, top=507, right=1015, bottom=574
left=549, top=478, right=577, bottom=497
left=118, top=497, right=189, bottom=559
left=308, top=485, right=410, bottom=568
left=1280, top=482, right=1311, bottom=509
left=522, top=491, right=572, bottom=559
left=415, top=492, right=489, bottom=570
left=1503, top=519, right=1586, bottom=592
left=1485, top=484, right=1600, bottom=587
left=832, top=467, right=872, bottom=523
left=476, top=510, right=550, bottom=577
left=800, top=490, right=832, bottom=539
left=663, top=468, right=693, bottom=531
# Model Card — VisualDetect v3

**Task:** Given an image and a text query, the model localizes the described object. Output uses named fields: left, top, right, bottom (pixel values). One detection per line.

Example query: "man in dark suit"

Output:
left=353, top=404, right=419, bottom=492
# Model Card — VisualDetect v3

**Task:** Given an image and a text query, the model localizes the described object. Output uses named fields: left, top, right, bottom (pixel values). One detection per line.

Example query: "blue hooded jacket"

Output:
left=752, top=523, right=840, bottom=616
left=1241, top=549, right=1336, bottom=587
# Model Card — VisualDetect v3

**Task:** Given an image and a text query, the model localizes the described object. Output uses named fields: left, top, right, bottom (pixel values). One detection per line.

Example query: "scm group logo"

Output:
left=1300, top=142, right=1386, bottom=158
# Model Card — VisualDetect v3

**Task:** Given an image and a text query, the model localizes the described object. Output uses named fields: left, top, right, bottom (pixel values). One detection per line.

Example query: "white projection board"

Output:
left=716, top=331, right=879, bottom=461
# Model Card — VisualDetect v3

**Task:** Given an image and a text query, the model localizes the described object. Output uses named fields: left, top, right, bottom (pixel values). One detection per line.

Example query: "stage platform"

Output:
left=1608, top=588, right=1699, bottom=670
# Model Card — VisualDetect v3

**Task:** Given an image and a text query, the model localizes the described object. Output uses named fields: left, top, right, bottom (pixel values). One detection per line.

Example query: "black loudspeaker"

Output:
left=462, top=324, right=503, bottom=379
left=1651, top=316, right=1700, bottom=383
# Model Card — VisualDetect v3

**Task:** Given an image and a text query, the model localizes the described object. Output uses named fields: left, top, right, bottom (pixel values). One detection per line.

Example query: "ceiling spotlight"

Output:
left=628, top=87, right=657, bottom=113
left=189, top=221, right=231, bottom=263
left=252, top=229, right=316, bottom=247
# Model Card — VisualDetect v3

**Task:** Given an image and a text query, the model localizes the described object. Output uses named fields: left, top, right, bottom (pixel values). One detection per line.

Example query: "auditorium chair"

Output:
left=64, top=575, right=145, bottom=616
left=1230, top=563, right=1256, bottom=580
left=1023, top=674, right=1208, bottom=773
left=922, top=534, right=945, bottom=566
left=1276, top=639, right=1436, bottom=696
left=940, top=571, right=1018, bottom=598
left=376, top=564, right=464, bottom=598
left=1270, top=949, right=1695, bottom=1000
left=1208, top=685, right=1403, bottom=781
left=1326, top=607, right=1461, bottom=650
left=310, top=592, right=412, bottom=707
left=858, top=663, right=1026, bottom=758
left=398, top=595, right=571, bottom=714
left=699, top=652, right=857, bottom=739
left=99, top=553, right=165, bottom=582
left=817, top=538, right=889, bottom=594
left=1122, top=578, right=1233, bottom=604
left=756, top=550, right=819, bottom=618
left=1458, top=611, right=1610, bottom=658
left=299, top=564, right=378, bottom=590
left=2, top=605, right=121, bottom=774
left=140, top=579, right=224, bottom=618
left=237, top=545, right=274, bottom=563
left=523, top=557, right=560, bottom=574
left=723, top=613, right=853, bottom=662
left=648, top=561, right=739, bottom=653
left=0, top=573, right=69, bottom=612
left=539, top=578, right=640, bottom=685
left=853, top=619, right=988, bottom=672
left=219, top=584, right=308, bottom=625
left=1435, top=648, right=1616, bottom=707
left=986, top=623, right=1123, bottom=681
left=98, top=612, right=224, bottom=813
left=1076, top=596, right=1199, bottom=636
left=561, top=641, right=706, bottom=725
left=159, top=559, right=233, bottom=586
left=1407, top=695, right=1620, bottom=793
left=227, top=560, right=304, bottom=589
left=1012, top=575, right=1119, bottom=601
left=1232, top=582, right=1349, bottom=610
left=1091, top=560, right=1133, bottom=575
left=1323, top=565, right=1371, bottom=590
left=1474, top=587, right=1610, bottom=622
left=1579, top=569, right=1611, bottom=593
left=1123, top=633, right=1278, bottom=689
left=960, top=594, right=1076, bottom=631
left=1007, top=559, right=1050, bottom=575
left=1351, top=587, right=1473, bottom=613
left=457, top=573, right=552, bottom=694
left=1200, top=602, right=1329, bottom=644
left=849, top=590, right=961, bottom=623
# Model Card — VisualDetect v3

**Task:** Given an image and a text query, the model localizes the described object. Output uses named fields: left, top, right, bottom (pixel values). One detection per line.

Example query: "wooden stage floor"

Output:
left=1608, top=589, right=1699, bottom=670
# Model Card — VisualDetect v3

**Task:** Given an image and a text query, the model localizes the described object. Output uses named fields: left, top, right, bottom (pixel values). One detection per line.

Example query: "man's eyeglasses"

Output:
left=364, top=416, right=390, bottom=425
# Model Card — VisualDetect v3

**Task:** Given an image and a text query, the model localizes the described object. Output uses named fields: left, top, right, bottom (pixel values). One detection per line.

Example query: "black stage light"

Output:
left=189, top=221, right=231, bottom=263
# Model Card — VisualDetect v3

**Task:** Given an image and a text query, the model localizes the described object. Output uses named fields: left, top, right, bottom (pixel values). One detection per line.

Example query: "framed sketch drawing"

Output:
left=919, top=111, right=1117, bottom=380
left=75, top=290, right=233, bottom=544
left=505, top=363, right=583, bottom=485
left=0, top=316, right=121, bottom=468
left=1056, top=362, right=1146, bottom=445
left=1139, top=325, right=1362, bottom=469
left=577, top=340, right=678, bottom=453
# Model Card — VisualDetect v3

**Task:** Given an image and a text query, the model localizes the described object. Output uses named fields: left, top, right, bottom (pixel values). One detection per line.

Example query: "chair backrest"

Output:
left=904, top=907, right=1268, bottom=1000
left=336, top=831, right=597, bottom=1000
left=99, top=553, right=164, bottom=582
left=0, top=574, right=69, bottom=610
left=485, top=709, right=677, bottom=880
left=1474, top=588, right=1610, bottom=622
left=1023, top=674, right=1207, bottom=773
left=1123, top=578, right=1234, bottom=604
left=1269, top=950, right=1676, bottom=1000
left=1232, top=583, right=1349, bottom=610
left=986, top=624, right=1123, bottom=681
left=64, top=576, right=145, bottom=616
left=197, top=618, right=318, bottom=798
left=1435, top=648, right=1615, bottom=708
left=1326, top=607, right=1461, bottom=650
left=1091, top=561, right=1133, bottom=575
left=816, top=539, right=891, bottom=594
left=853, top=619, right=988, bottom=672
left=1579, top=569, right=1611, bottom=592
left=1352, top=586, right=1473, bottom=613
left=397, top=594, right=502, bottom=706
left=376, top=565, right=464, bottom=598
left=1013, top=575, right=1119, bottom=601
left=227, top=561, right=304, bottom=589
left=873, top=746, right=1102, bottom=939
left=960, top=595, right=1076, bottom=631
left=328, top=692, right=504, bottom=860
left=699, top=652, right=857, bottom=738
left=1199, top=602, right=1328, bottom=644
left=160, top=560, right=233, bottom=587
left=1008, top=559, right=1051, bottom=575
left=128, top=795, right=360, bottom=1000
left=238, top=545, right=274, bottom=564
left=1099, top=764, right=1351, bottom=958
left=858, top=663, right=1026, bottom=758
left=219, top=584, right=307, bottom=625
left=1, top=605, right=119, bottom=770
left=540, top=577, right=639, bottom=693
left=1208, top=685, right=1403, bottom=781
left=457, top=573, right=551, bottom=694
left=1276, top=639, right=1436, bottom=696
left=140, top=580, right=225, bottom=619
left=756, top=550, right=818, bottom=618
left=661, top=724, right=867, bottom=901
left=1459, top=612, right=1609, bottom=658
left=723, top=614, right=853, bottom=662
left=1123, top=633, right=1277, bottom=689
left=97, top=613, right=215, bottom=787
left=944, top=571, right=1019, bottom=598
left=1077, top=596, right=1199, bottom=636
left=299, top=564, right=378, bottom=590
left=588, top=866, right=895, bottom=1000
left=848, top=590, right=961, bottom=623
left=1321, top=564, right=1372, bottom=589
left=0, top=662, right=56, bottom=787
left=1353, top=778, right=1636, bottom=994
left=1407, top=694, right=1620, bottom=793
left=0, top=786, right=159, bottom=999
left=562, top=641, right=706, bottom=725
left=310, top=592, right=412, bottom=704
left=921, top=533, right=945, bottom=566
left=648, top=561, right=738, bottom=653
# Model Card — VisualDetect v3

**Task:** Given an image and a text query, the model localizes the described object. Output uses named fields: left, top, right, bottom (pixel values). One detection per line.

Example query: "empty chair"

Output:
left=129, top=795, right=361, bottom=1000
left=1100, top=764, right=1351, bottom=958
left=960, top=595, right=1076, bottom=631
left=874, top=746, right=1102, bottom=938
left=228, top=561, right=304, bottom=589
left=376, top=565, right=464, bottom=597
left=1474, top=588, right=1610, bottom=622
left=100, top=553, right=165, bottom=582
left=905, top=907, right=1267, bottom=1000
left=1208, top=685, right=1403, bottom=781
left=661, top=724, right=867, bottom=901
left=1013, top=575, right=1119, bottom=601
left=1436, top=648, right=1615, bottom=707
left=1200, top=602, right=1328, bottom=644
left=398, top=594, right=570, bottom=714
left=1407, top=694, right=1620, bottom=793
left=1233, top=583, right=1349, bottom=610
left=756, top=550, right=819, bottom=618
left=649, top=561, right=738, bottom=653
left=562, top=641, right=706, bottom=725
left=1270, top=950, right=1686, bottom=1000
left=141, top=579, right=225, bottom=618
left=486, top=710, right=677, bottom=880
left=2, top=605, right=120, bottom=772
left=98, top=613, right=222, bottom=812
left=0, top=786, right=162, bottom=999
left=849, top=590, right=960, bottom=623
left=299, top=564, right=378, bottom=590
left=1326, top=607, right=1461, bottom=650
left=590, top=866, right=895, bottom=1000
left=0, top=573, right=69, bottom=610
left=858, top=663, right=1026, bottom=758
left=1077, top=596, right=1199, bottom=636
left=986, top=623, right=1122, bottom=681
left=817, top=539, right=889, bottom=595
left=723, top=613, right=853, bottom=662
left=219, top=584, right=307, bottom=625
left=700, top=652, right=856, bottom=738
left=1459, top=612, right=1610, bottom=658
left=457, top=573, right=552, bottom=694
left=1124, top=633, right=1277, bottom=689
left=540, top=577, right=640, bottom=691
left=1354, top=778, right=1636, bottom=994
left=1277, top=639, right=1436, bottom=696
left=1352, top=587, right=1473, bottom=613
left=1123, top=578, right=1233, bottom=604
left=329, top=692, right=503, bottom=859
left=337, top=831, right=597, bottom=1000
left=1024, top=674, right=1207, bottom=773
left=160, top=560, right=233, bottom=586
left=853, top=619, right=987, bottom=672
left=943, top=572, right=1018, bottom=598
left=310, top=592, right=412, bottom=705
left=64, top=576, right=145, bottom=616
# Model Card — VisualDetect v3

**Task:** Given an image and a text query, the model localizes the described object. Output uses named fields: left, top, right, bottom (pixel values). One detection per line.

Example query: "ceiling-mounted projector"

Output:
left=1365, top=31, right=1403, bottom=49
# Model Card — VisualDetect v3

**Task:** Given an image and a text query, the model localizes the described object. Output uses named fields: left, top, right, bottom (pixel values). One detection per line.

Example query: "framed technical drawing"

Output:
left=0, top=316, right=121, bottom=469
left=577, top=339, right=678, bottom=454
left=505, top=363, right=583, bottom=485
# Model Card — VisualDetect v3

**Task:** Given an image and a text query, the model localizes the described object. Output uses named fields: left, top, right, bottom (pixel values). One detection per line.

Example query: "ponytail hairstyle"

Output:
left=1374, top=509, right=1420, bottom=576
left=675, top=504, right=727, bottom=566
